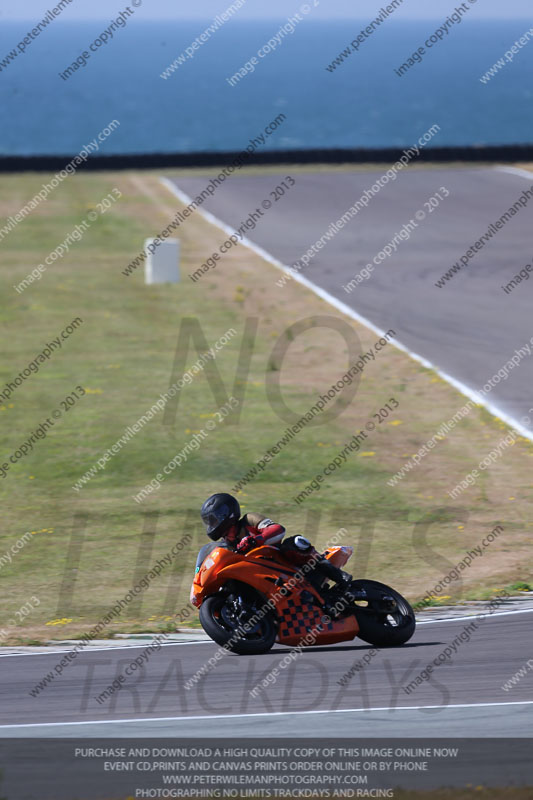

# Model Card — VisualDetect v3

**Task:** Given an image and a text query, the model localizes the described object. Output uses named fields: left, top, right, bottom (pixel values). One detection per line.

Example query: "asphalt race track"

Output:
left=1, top=609, right=532, bottom=738
left=166, top=166, right=533, bottom=434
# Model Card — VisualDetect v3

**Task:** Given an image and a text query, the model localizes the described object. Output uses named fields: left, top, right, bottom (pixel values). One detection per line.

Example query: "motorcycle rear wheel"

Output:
left=199, top=590, right=277, bottom=655
left=351, top=579, right=415, bottom=646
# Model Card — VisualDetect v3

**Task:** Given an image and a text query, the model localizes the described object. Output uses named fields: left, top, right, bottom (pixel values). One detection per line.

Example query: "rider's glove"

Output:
left=236, top=535, right=256, bottom=553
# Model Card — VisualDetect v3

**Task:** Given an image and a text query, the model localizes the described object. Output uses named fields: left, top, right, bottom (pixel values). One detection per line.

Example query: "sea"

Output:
left=0, top=18, right=531, bottom=155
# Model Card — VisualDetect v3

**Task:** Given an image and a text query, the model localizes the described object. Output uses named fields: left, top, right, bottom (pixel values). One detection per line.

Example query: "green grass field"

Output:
left=1, top=166, right=532, bottom=645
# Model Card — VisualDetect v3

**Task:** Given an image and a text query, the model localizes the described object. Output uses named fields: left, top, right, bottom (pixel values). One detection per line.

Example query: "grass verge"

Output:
left=0, top=165, right=532, bottom=644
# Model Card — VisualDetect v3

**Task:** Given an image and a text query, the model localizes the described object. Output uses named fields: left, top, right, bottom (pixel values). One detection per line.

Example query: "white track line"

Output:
left=0, top=641, right=211, bottom=658
left=160, top=177, right=533, bottom=443
left=493, top=166, right=533, bottom=181
left=2, top=700, right=533, bottom=729
left=416, top=607, right=533, bottom=624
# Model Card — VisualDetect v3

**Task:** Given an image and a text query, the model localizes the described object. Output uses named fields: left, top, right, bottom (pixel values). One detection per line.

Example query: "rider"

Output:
left=199, top=493, right=353, bottom=609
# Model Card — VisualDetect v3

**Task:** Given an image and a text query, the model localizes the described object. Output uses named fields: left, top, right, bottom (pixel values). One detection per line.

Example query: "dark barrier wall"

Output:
left=1, top=144, right=533, bottom=172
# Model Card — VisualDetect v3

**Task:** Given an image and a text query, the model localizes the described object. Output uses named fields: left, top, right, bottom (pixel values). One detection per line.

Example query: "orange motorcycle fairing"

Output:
left=190, top=545, right=299, bottom=608
left=191, top=543, right=359, bottom=646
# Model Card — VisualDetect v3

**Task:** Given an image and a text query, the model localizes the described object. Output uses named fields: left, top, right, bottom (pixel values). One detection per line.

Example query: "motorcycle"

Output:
left=190, top=540, right=415, bottom=654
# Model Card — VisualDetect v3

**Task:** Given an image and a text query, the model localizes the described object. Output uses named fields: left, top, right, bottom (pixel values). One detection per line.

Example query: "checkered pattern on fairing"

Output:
left=278, top=596, right=334, bottom=638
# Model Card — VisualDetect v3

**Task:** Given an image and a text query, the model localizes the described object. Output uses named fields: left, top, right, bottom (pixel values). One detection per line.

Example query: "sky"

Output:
left=2, top=0, right=531, bottom=21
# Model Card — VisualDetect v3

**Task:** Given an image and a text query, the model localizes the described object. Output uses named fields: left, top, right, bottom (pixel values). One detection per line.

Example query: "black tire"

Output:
left=199, top=590, right=277, bottom=655
left=351, top=579, right=415, bottom=647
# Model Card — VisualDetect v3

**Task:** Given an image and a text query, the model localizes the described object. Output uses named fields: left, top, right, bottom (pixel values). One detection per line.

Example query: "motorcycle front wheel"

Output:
left=351, top=579, right=415, bottom=646
left=199, top=588, right=277, bottom=655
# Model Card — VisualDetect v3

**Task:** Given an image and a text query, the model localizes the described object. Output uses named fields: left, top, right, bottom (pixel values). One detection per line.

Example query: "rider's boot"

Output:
left=314, top=557, right=356, bottom=617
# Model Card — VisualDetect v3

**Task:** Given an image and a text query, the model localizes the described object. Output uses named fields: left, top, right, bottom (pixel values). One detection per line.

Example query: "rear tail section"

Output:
left=323, top=545, right=353, bottom=570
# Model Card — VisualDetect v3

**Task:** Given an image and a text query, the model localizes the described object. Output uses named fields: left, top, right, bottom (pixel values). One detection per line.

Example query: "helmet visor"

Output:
left=201, top=504, right=232, bottom=536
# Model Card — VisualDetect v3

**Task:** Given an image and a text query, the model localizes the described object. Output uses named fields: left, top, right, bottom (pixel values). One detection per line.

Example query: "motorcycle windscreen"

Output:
left=194, top=541, right=231, bottom=573
left=190, top=542, right=227, bottom=605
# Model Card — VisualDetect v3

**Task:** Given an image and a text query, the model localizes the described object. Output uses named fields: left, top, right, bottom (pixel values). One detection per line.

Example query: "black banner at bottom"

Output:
left=0, top=738, right=532, bottom=800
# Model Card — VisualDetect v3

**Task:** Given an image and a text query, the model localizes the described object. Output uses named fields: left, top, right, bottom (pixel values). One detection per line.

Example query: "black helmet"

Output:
left=201, top=493, right=241, bottom=541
